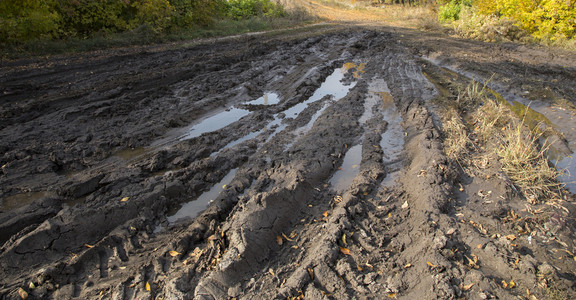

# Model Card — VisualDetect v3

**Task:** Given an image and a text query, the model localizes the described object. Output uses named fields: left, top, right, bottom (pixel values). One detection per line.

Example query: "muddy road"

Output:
left=1, top=25, right=576, bottom=299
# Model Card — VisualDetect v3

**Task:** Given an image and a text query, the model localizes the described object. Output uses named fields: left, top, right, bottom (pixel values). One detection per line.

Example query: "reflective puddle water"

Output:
left=370, top=78, right=404, bottom=187
left=329, top=144, right=363, bottom=192
left=283, top=65, right=357, bottom=118
left=282, top=64, right=359, bottom=151
left=167, top=168, right=238, bottom=223
left=246, top=92, right=280, bottom=106
left=180, top=108, right=251, bottom=141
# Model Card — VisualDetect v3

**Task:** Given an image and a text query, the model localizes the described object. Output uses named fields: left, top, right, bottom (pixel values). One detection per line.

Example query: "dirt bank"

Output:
left=1, top=24, right=576, bottom=299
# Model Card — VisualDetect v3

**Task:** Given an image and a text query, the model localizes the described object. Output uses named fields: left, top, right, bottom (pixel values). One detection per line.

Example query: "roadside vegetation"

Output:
left=0, top=0, right=315, bottom=58
left=437, top=0, right=576, bottom=48
left=437, top=79, right=565, bottom=203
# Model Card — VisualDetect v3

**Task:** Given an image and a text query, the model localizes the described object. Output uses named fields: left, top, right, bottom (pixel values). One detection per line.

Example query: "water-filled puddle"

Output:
left=179, top=108, right=251, bottom=141
left=282, top=65, right=357, bottom=118
left=1, top=191, right=52, bottom=211
left=246, top=93, right=280, bottom=106
left=167, top=168, right=238, bottom=223
left=369, top=78, right=404, bottom=186
left=329, top=144, right=362, bottom=192
left=281, top=64, right=359, bottom=151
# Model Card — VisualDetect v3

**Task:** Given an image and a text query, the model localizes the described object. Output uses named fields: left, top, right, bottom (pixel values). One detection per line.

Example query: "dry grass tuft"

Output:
left=443, top=108, right=472, bottom=161
left=439, top=79, right=565, bottom=202
left=497, top=121, right=563, bottom=201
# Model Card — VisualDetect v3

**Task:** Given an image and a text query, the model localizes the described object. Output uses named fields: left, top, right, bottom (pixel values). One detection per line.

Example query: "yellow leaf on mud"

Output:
left=340, top=247, right=351, bottom=255
left=120, top=197, right=130, bottom=202
left=307, top=267, right=314, bottom=280
left=387, top=292, right=397, bottom=298
left=342, top=234, right=347, bottom=246
left=403, top=263, right=412, bottom=269
left=509, top=280, right=516, bottom=288
left=462, top=283, right=474, bottom=291
left=276, top=235, right=283, bottom=245
left=322, top=211, right=328, bottom=218
left=573, top=256, right=576, bottom=262
left=145, top=281, right=151, bottom=291
left=84, top=244, right=94, bottom=248
left=427, top=261, right=437, bottom=267
left=28, top=282, right=35, bottom=289
left=505, top=234, right=517, bottom=241
left=282, top=232, right=294, bottom=242
left=169, top=250, right=181, bottom=257
left=269, top=268, right=275, bottom=276
left=222, top=185, right=227, bottom=189
left=502, top=280, right=508, bottom=288
left=18, top=288, right=28, bottom=300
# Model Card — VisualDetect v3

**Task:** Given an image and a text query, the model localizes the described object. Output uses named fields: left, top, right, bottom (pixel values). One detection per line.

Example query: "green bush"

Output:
left=227, top=0, right=285, bottom=20
left=0, top=0, right=287, bottom=46
left=438, top=0, right=463, bottom=22
left=0, top=0, right=60, bottom=42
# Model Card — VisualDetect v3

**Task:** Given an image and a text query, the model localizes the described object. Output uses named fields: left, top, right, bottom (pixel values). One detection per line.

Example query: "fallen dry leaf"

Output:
left=169, top=250, right=181, bottom=257
left=28, top=282, right=35, bottom=289
left=462, top=283, right=475, bottom=291
left=18, top=288, right=28, bottom=300
left=120, top=197, right=130, bottom=202
left=403, top=263, right=413, bottom=269
left=340, top=247, right=351, bottom=255
left=145, top=281, right=151, bottom=291
left=307, top=267, right=314, bottom=280
left=276, top=235, right=283, bottom=246
left=342, top=234, right=347, bottom=246
left=401, top=201, right=408, bottom=209
left=282, top=232, right=294, bottom=242
left=322, top=211, right=328, bottom=218
left=268, top=268, right=275, bottom=276
left=505, top=234, right=517, bottom=241
left=509, top=280, right=516, bottom=288
left=387, top=292, right=397, bottom=298
left=426, top=261, right=437, bottom=267
left=84, top=244, right=94, bottom=248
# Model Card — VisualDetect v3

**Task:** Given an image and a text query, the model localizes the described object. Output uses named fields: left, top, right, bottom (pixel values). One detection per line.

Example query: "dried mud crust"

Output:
left=1, top=26, right=576, bottom=299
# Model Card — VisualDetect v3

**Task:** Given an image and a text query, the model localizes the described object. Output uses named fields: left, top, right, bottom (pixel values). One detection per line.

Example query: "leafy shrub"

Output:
left=453, top=6, right=528, bottom=42
left=471, top=0, right=576, bottom=42
left=227, top=0, right=285, bottom=20
left=0, top=0, right=60, bottom=42
left=438, top=0, right=462, bottom=22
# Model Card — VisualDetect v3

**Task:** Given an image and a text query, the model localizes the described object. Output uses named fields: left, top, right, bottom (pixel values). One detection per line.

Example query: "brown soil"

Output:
left=1, top=5, right=576, bottom=300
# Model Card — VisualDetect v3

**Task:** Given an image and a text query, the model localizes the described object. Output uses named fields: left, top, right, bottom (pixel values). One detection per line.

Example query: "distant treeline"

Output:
left=0, top=0, right=285, bottom=43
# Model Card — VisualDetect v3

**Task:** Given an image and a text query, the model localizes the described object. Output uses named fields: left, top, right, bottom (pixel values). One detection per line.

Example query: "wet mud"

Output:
left=1, top=25, right=576, bottom=299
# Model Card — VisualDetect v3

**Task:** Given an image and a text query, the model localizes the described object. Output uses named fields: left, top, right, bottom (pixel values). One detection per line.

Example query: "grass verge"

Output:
left=0, top=6, right=317, bottom=60
left=440, top=80, right=564, bottom=202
